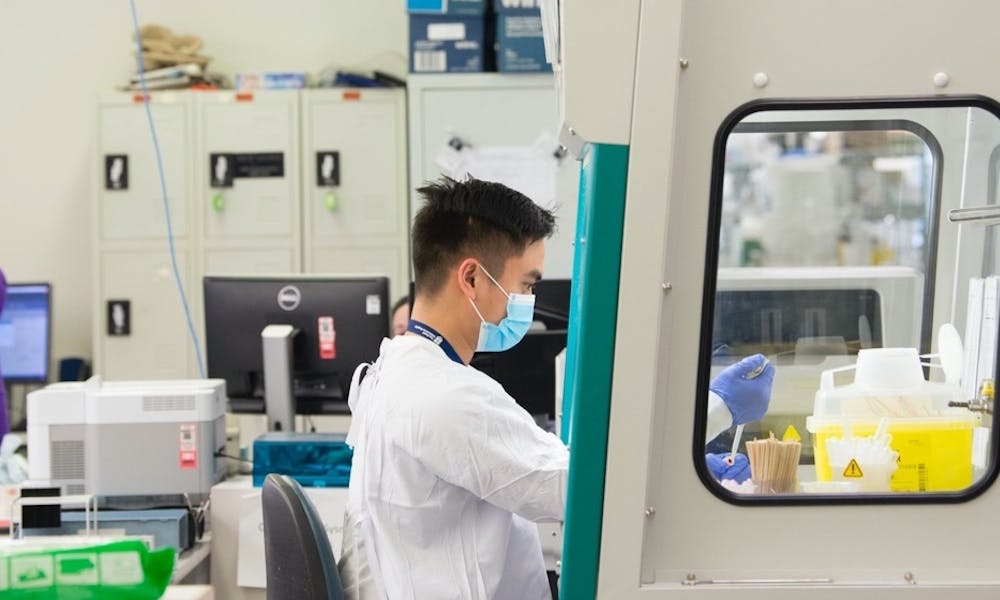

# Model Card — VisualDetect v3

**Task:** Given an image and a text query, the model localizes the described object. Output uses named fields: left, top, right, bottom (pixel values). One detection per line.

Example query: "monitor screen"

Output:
left=532, top=278, right=570, bottom=330
left=0, top=283, right=52, bottom=383
left=471, top=329, right=567, bottom=420
left=203, top=276, right=389, bottom=414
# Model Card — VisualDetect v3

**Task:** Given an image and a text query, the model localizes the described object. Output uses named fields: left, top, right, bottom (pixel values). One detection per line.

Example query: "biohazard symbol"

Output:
left=843, top=459, right=864, bottom=478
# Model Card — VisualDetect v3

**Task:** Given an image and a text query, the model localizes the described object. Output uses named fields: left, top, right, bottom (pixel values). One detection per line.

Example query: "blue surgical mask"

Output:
left=468, top=264, right=535, bottom=352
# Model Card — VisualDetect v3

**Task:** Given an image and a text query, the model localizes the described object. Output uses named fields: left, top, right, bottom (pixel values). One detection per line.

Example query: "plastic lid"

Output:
left=855, top=348, right=924, bottom=389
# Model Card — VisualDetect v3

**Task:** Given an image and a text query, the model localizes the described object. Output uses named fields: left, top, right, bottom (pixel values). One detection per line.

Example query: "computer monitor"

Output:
left=532, top=278, right=570, bottom=330
left=0, top=283, right=52, bottom=383
left=471, top=330, right=567, bottom=420
left=203, top=275, right=389, bottom=416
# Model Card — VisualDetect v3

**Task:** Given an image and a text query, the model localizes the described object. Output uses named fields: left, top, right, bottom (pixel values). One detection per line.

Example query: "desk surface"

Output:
left=174, top=534, right=211, bottom=583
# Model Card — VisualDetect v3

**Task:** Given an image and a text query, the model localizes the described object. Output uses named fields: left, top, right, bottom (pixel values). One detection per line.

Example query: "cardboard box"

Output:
left=496, top=12, right=550, bottom=72
left=407, top=0, right=487, bottom=15
left=409, top=14, right=489, bottom=73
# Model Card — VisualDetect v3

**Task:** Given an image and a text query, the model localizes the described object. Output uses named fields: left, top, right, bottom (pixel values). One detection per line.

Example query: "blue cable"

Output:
left=129, top=0, right=207, bottom=379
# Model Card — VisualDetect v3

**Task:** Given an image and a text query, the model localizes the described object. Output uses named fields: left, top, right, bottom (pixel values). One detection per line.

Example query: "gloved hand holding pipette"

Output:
left=706, top=452, right=750, bottom=483
left=703, top=354, right=774, bottom=483
left=709, top=353, right=774, bottom=425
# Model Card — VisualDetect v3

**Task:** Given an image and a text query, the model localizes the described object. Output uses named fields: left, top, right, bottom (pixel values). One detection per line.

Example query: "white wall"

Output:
left=0, top=0, right=407, bottom=375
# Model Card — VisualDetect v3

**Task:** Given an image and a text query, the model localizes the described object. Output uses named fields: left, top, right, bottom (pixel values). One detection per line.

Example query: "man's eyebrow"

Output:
left=527, top=269, right=543, bottom=282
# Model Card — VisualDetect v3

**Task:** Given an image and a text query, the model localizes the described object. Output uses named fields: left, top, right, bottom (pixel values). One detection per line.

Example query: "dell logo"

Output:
left=277, top=285, right=302, bottom=311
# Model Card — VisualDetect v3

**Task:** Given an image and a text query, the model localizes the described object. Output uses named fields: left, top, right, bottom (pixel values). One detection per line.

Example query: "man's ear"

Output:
left=456, top=258, right=479, bottom=299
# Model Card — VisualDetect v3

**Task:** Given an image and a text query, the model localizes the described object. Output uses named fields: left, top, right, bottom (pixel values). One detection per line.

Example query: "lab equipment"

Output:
left=807, top=348, right=979, bottom=491
left=0, top=283, right=51, bottom=382
left=203, top=275, right=389, bottom=423
left=252, top=432, right=353, bottom=488
left=707, top=354, right=774, bottom=425
left=26, top=377, right=226, bottom=499
left=24, top=508, right=193, bottom=551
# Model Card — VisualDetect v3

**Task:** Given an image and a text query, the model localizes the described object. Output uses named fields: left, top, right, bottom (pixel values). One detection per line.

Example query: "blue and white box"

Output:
left=407, top=0, right=487, bottom=16
left=493, top=0, right=540, bottom=12
left=409, top=14, right=488, bottom=73
left=496, top=12, right=550, bottom=72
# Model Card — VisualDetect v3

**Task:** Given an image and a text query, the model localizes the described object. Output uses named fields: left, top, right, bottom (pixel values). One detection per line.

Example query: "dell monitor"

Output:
left=203, top=276, right=389, bottom=424
left=0, top=283, right=52, bottom=383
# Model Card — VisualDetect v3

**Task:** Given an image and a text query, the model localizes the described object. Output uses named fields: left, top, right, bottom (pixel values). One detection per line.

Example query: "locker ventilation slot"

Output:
left=143, top=395, right=196, bottom=412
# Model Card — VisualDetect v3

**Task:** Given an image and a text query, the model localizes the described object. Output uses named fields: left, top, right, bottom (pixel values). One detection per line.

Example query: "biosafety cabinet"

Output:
left=552, top=1, right=1000, bottom=598
left=94, top=89, right=409, bottom=379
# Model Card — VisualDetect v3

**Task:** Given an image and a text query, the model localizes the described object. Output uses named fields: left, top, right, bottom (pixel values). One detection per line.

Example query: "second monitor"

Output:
left=204, top=275, right=389, bottom=423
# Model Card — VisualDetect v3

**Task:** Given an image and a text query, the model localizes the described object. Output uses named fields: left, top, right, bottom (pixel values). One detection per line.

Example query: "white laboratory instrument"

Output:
left=27, top=377, right=226, bottom=500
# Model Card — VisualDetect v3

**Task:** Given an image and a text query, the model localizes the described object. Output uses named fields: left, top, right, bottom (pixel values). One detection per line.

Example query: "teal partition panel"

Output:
left=559, top=142, right=629, bottom=600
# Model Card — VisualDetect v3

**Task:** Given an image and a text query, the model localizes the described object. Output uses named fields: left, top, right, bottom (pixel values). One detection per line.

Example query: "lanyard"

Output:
left=407, top=319, right=464, bottom=365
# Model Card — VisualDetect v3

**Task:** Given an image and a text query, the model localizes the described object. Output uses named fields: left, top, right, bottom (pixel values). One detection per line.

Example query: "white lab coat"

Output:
left=339, top=335, right=569, bottom=600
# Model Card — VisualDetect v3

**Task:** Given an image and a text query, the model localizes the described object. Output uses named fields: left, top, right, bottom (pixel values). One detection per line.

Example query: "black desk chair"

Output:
left=262, top=474, right=344, bottom=600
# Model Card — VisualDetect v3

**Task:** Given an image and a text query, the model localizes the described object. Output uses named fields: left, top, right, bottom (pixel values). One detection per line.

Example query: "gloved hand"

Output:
left=709, top=353, right=774, bottom=425
left=706, top=452, right=751, bottom=483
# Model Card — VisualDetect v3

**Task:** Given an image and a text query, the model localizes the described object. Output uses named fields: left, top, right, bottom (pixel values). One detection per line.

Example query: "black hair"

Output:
left=412, top=177, right=555, bottom=296
left=391, top=295, right=410, bottom=315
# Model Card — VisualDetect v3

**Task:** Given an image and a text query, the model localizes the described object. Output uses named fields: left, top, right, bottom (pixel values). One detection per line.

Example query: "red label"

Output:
left=342, top=90, right=361, bottom=101
left=318, top=316, right=336, bottom=360
left=179, top=424, right=197, bottom=470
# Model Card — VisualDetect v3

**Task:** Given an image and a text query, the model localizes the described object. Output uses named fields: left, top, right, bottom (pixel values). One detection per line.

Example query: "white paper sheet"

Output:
left=236, top=487, right=349, bottom=588
left=434, top=132, right=561, bottom=211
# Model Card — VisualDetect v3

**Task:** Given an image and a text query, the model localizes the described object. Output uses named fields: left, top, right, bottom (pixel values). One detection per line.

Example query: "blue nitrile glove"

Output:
left=709, top=353, right=774, bottom=425
left=706, top=452, right=751, bottom=483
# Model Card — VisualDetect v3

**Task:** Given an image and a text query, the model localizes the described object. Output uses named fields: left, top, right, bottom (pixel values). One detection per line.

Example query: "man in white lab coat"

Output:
left=337, top=177, right=774, bottom=598
left=340, top=177, right=567, bottom=599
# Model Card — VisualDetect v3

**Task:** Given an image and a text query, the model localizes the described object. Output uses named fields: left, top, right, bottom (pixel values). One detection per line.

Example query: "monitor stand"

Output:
left=261, top=324, right=299, bottom=432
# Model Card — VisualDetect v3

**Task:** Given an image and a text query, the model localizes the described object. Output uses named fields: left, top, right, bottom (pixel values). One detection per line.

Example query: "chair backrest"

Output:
left=262, top=473, right=344, bottom=600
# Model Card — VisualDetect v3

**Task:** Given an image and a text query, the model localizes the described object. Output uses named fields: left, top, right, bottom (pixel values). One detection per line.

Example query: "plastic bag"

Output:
left=0, top=539, right=174, bottom=599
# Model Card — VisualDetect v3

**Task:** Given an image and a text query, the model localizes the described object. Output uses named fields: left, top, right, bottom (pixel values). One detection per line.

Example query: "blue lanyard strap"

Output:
left=407, top=319, right=464, bottom=365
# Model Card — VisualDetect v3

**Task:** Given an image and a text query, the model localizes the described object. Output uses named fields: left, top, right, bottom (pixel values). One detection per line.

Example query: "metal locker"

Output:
left=97, top=93, right=192, bottom=241
left=203, top=247, right=296, bottom=276
left=196, top=91, right=301, bottom=243
left=302, top=89, right=409, bottom=297
left=97, top=248, right=194, bottom=379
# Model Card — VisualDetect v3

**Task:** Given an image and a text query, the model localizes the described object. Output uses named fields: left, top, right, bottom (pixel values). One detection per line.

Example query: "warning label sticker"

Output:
left=179, top=424, right=197, bottom=470
left=843, top=459, right=864, bottom=478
